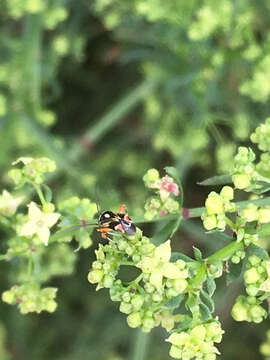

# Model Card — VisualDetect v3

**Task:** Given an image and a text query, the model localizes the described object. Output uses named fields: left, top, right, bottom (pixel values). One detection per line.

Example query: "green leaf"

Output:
left=171, top=252, right=195, bottom=262
left=249, top=244, right=269, bottom=260
left=152, top=217, right=181, bottom=246
left=199, top=303, right=212, bottom=321
left=185, top=293, right=198, bottom=314
left=163, top=294, right=184, bottom=309
left=247, top=182, right=270, bottom=195
left=42, top=184, right=52, bottom=203
left=207, top=277, right=216, bottom=297
left=193, top=246, right=202, bottom=260
left=197, top=174, right=232, bottom=186
left=200, top=289, right=215, bottom=313
left=227, top=261, right=243, bottom=281
left=164, top=166, right=181, bottom=186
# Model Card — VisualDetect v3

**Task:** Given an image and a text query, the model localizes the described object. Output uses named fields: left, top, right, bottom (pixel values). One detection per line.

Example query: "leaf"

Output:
left=199, top=303, right=212, bottom=321
left=152, top=217, right=181, bottom=246
left=174, top=315, right=193, bottom=332
left=249, top=244, right=269, bottom=260
left=164, top=166, right=181, bottom=187
left=205, top=230, right=233, bottom=242
left=171, top=252, right=195, bottom=263
left=200, top=289, right=215, bottom=313
left=185, top=293, right=198, bottom=314
left=42, top=184, right=52, bottom=203
left=193, top=246, right=202, bottom=260
left=227, top=261, right=243, bottom=281
left=198, top=174, right=232, bottom=186
left=207, top=277, right=216, bottom=297
left=163, top=294, right=185, bottom=309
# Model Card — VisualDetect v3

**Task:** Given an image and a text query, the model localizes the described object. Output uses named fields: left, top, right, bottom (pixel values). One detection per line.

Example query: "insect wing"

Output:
left=120, top=219, right=136, bottom=235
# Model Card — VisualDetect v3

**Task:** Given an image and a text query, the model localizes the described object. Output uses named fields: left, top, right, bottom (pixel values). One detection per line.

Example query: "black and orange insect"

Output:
left=97, top=204, right=136, bottom=240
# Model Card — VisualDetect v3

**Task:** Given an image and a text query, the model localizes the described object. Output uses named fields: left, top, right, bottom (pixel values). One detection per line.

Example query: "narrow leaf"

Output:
left=193, top=246, right=202, bottom=260
left=42, top=184, right=52, bottom=203
left=249, top=244, right=269, bottom=260
left=199, top=303, right=212, bottom=321
left=163, top=294, right=184, bottom=310
left=207, top=277, right=216, bottom=297
left=198, top=174, right=232, bottom=186
left=171, top=252, right=195, bottom=263
left=152, top=218, right=181, bottom=246
left=200, top=289, right=215, bottom=313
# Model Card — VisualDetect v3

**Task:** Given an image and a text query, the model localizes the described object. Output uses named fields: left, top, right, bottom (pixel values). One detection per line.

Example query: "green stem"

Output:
left=34, top=184, right=46, bottom=206
left=225, top=216, right=236, bottom=230
left=130, top=330, right=150, bottom=360
left=207, top=241, right=243, bottom=263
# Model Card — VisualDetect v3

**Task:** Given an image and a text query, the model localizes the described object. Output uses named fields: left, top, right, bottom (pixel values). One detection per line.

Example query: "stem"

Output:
left=207, top=241, right=243, bottom=263
left=34, top=184, right=46, bottom=206
left=225, top=216, right=236, bottom=230
left=130, top=330, right=150, bottom=360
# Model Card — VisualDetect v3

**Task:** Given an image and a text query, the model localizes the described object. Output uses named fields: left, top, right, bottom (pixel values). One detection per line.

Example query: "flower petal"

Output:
left=43, top=212, right=61, bottom=228
left=161, top=262, right=182, bottom=279
left=150, top=269, right=163, bottom=289
left=20, top=221, right=37, bottom=237
left=28, top=202, right=42, bottom=221
left=154, top=240, right=171, bottom=262
left=37, top=226, right=50, bottom=246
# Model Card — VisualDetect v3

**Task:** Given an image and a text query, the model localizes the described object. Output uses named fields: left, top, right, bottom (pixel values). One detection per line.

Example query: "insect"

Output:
left=59, top=203, right=136, bottom=242
left=97, top=204, right=136, bottom=240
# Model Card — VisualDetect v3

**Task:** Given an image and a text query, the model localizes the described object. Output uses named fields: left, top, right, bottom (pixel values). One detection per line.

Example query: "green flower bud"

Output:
left=172, top=279, right=188, bottom=293
left=42, top=203, right=55, bottom=213
left=233, top=174, right=251, bottom=189
left=46, top=300, right=57, bottom=313
left=248, top=255, right=261, bottom=266
left=205, top=193, right=224, bottom=214
left=119, top=302, right=132, bottom=314
left=203, top=215, right=217, bottom=230
left=8, top=169, right=23, bottom=185
left=169, top=345, right=182, bottom=359
left=127, top=312, right=142, bottom=328
left=143, top=168, right=160, bottom=185
left=244, top=268, right=260, bottom=284
left=88, top=269, right=103, bottom=284
left=246, top=285, right=259, bottom=296
left=240, top=204, right=258, bottom=222
left=103, top=275, right=114, bottom=288
left=249, top=305, right=266, bottom=322
left=2, top=290, right=15, bottom=304
left=258, top=208, right=270, bottom=223
left=220, top=186, right=234, bottom=200
left=231, top=256, right=240, bottom=264
left=231, top=301, right=248, bottom=321
left=131, top=295, right=144, bottom=310
left=122, top=292, right=131, bottom=303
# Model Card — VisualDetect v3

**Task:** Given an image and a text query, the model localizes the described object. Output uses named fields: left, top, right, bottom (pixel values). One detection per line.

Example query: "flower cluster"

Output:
left=250, top=118, right=270, bottom=152
left=232, top=147, right=258, bottom=190
left=201, top=186, right=235, bottom=231
left=231, top=295, right=267, bottom=323
left=143, top=169, right=180, bottom=220
left=244, top=255, right=268, bottom=296
left=88, top=228, right=192, bottom=333
left=166, top=321, right=224, bottom=360
left=2, top=283, right=57, bottom=314
left=8, top=157, right=56, bottom=186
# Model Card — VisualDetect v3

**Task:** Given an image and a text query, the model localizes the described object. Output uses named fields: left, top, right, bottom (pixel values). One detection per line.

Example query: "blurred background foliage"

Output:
left=0, top=0, right=270, bottom=359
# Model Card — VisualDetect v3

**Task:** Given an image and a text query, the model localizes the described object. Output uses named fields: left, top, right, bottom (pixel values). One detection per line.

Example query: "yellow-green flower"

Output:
left=137, top=240, right=182, bottom=289
left=0, top=190, right=24, bottom=216
left=260, top=261, right=270, bottom=292
left=20, top=202, right=61, bottom=245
